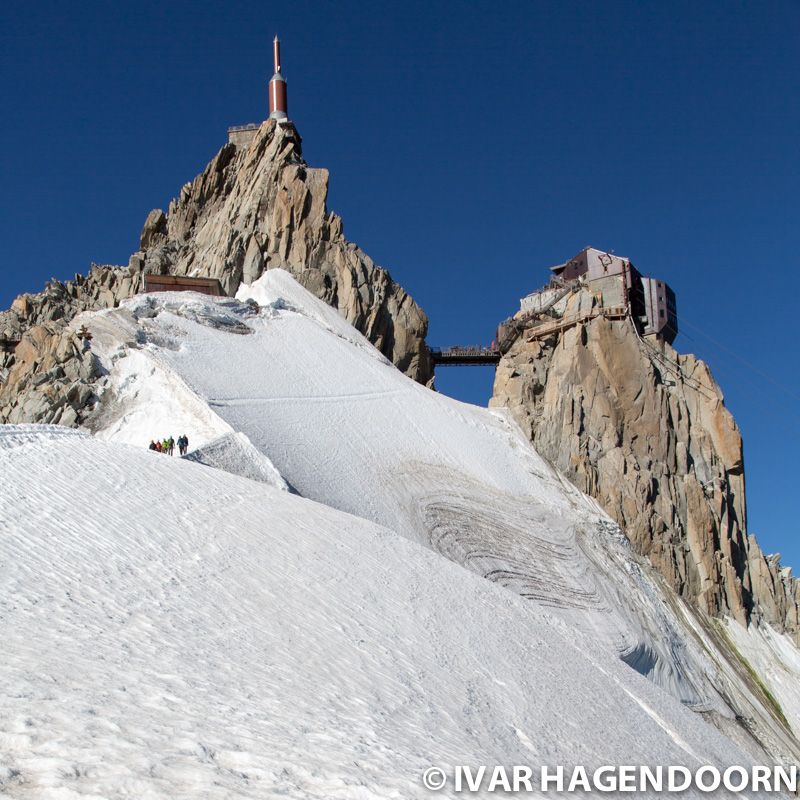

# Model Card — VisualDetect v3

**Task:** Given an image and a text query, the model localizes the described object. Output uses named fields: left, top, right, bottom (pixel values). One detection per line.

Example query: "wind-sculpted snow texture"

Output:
left=0, top=425, right=786, bottom=799
left=80, top=272, right=800, bottom=764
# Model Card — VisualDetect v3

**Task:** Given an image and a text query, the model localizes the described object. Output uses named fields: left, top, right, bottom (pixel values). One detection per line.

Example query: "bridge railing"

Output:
left=430, top=346, right=500, bottom=357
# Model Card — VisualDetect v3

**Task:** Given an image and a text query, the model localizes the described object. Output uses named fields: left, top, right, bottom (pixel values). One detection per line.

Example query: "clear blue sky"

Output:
left=2, top=1, right=798, bottom=569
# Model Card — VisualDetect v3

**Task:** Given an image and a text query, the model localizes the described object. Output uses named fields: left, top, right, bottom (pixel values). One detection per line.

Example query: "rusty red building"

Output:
left=144, top=275, right=224, bottom=297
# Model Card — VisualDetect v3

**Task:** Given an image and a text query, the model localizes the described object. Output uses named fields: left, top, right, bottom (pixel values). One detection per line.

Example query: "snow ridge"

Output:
left=79, top=273, right=800, bottom=755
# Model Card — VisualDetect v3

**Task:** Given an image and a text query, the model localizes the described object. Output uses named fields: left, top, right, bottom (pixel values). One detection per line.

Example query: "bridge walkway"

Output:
left=430, top=346, right=500, bottom=366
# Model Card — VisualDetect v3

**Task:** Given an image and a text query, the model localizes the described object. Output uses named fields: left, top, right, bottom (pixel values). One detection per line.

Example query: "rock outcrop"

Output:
left=491, top=286, right=800, bottom=641
left=129, top=121, right=430, bottom=382
left=0, top=120, right=431, bottom=401
left=0, top=324, right=102, bottom=428
left=0, top=268, right=146, bottom=344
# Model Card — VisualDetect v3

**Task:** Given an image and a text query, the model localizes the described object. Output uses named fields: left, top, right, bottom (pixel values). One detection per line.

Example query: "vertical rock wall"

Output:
left=491, top=289, right=799, bottom=640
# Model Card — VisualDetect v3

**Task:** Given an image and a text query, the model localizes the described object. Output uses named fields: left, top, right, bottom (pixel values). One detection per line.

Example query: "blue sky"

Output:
left=1, top=1, right=798, bottom=568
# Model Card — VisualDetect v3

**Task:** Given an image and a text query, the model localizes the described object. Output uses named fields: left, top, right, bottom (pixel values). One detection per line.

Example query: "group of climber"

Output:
left=149, top=434, right=190, bottom=456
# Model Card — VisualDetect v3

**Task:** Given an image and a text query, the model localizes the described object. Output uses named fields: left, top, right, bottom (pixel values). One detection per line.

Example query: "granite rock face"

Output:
left=0, top=267, right=146, bottom=344
left=0, top=120, right=431, bottom=393
left=491, top=288, right=799, bottom=641
left=131, top=121, right=430, bottom=382
left=0, top=324, right=101, bottom=429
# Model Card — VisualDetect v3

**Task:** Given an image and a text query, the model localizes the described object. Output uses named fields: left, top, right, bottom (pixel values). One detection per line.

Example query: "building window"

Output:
left=659, top=309, right=665, bottom=318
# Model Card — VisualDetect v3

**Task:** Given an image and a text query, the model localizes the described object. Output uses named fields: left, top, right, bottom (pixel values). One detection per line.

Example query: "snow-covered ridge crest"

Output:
left=74, top=269, right=800, bottom=764
left=235, top=268, right=394, bottom=365
left=77, top=270, right=392, bottom=483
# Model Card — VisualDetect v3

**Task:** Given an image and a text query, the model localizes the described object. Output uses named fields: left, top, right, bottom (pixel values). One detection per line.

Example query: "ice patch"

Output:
left=127, top=291, right=259, bottom=335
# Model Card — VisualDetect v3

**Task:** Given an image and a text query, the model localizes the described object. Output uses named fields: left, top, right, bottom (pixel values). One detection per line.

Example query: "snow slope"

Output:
left=0, top=426, right=775, bottom=798
left=183, top=432, right=288, bottom=490
left=724, top=619, right=800, bottom=738
left=77, top=274, right=800, bottom=761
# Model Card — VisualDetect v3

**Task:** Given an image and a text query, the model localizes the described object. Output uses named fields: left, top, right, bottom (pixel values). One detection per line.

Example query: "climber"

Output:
left=148, top=440, right=158, bottom=451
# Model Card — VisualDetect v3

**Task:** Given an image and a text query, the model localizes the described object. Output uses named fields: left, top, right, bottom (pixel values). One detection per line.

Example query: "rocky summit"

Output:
left=132, top=122, right=430, bottom=383
left=491, top=284, right=799, bottom=643
left=0, top=119, right=431, bottom=393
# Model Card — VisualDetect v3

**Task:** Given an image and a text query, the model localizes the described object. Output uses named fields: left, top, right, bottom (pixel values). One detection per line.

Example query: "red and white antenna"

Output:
left=268, top=35, right=288, bottom=121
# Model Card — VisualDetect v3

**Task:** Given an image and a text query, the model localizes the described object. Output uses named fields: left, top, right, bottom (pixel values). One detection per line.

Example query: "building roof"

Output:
left=548, top=246, right=629, bottom=272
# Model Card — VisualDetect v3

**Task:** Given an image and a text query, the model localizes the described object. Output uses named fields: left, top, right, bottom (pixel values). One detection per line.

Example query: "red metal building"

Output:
left=144, top=275, right=224, bottom=296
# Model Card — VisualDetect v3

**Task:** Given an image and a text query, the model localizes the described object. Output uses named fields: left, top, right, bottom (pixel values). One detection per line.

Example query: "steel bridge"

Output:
left=430, top=346, right=501, bottom=366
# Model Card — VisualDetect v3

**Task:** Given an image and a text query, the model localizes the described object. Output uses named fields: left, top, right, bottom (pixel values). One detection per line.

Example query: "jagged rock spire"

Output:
left=1, top=120, right=431, bottom=385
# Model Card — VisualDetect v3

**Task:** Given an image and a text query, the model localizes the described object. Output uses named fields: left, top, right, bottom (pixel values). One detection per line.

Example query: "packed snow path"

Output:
left=0, top=427, right=766, bottom=798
